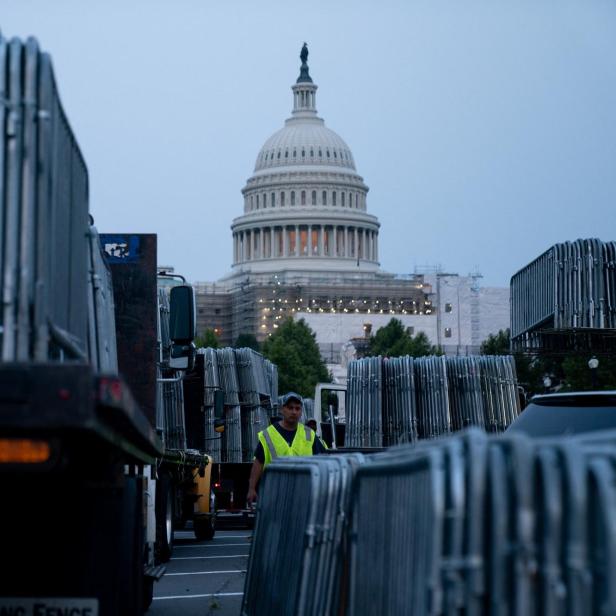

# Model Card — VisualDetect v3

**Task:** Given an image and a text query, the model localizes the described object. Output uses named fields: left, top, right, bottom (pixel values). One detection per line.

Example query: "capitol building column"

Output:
left=259, top=227, right=264, bottom=259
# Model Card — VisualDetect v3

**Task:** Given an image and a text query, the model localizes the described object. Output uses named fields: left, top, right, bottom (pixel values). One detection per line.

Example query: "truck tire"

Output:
left=156, top=477, right=174, bottom=563
left=142, top=576, right=154, bottom=612
left=194, top=515, right=215, bottom=541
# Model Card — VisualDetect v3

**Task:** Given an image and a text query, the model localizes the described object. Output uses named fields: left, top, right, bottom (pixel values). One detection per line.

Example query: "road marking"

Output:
left=174, top=533, right=252, bottom=538
left=172, top=554, right=249, bottom=560
left=154, top=592, right=244, bottom=601
left=165, top=569, right=247, bottom=576
left=174, top=543, right=251, bottom=548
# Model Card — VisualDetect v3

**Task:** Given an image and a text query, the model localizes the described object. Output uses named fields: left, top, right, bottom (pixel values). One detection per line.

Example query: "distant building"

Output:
left=194, top=48, right=509, bottom=362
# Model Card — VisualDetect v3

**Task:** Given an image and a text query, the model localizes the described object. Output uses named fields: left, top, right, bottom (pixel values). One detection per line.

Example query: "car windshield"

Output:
left=507, top=394, right=616, bottom=437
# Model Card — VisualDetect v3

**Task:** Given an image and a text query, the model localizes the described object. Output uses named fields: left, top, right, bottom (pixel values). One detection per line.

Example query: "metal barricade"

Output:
left=0, top=33, right=115, bottom=367
left=511, top=239, right=616, bottom=350
left=244, top=428, right=616, bottom=615
left=345, top=355, right=519, bottom=447
left=242, top=454, right=365, bottom=616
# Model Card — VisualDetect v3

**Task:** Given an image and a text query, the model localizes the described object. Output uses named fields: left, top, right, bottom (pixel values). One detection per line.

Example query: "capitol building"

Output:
left=231, top=46, right=379, bottom=276
left=194, top=46, right=509, bottom=370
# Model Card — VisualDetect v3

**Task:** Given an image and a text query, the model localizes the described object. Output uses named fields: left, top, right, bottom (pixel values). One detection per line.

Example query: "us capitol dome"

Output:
left=230, top=44, right=380, bottom=275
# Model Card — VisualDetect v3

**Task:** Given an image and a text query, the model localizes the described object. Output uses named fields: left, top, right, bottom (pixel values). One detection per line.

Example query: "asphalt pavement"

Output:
left=148, top=527, right=251, bottom=616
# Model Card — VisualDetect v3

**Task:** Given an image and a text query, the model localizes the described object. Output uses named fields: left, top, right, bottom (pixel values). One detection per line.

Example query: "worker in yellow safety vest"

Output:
left=246, top=392, right=326, bottom=505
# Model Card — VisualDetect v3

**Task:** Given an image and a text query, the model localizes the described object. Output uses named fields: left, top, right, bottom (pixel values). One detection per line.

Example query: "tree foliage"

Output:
left=233, top=333, right=260, bottom=351
left=479, top=328, right=616, bottom=396
left=194, top=328, right=219, bottom=349
left=480, top=329, right=510, bottom=355
left=262, top=318, right=330, bottom=398
left=365, top=318, right=442, bottom=358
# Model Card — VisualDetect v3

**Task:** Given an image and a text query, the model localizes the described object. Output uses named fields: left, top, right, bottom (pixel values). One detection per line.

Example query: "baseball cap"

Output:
left=281, top=392, right=303, bottom=406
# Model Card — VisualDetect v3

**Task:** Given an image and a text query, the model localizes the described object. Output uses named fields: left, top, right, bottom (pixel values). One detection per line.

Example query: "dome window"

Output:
left=271, top=192, right=276, bottom=207
left=277, top=151, right=281, bottom=159
left=301, top=191, right=306, bottom=205
left=256, top=194, right=260, bottom=208
left=322, top=190, right=327, bottom=205
left=310, top=148, right=314, bottom=157
left=250, top=195, right=254, bottom=210
left=332, top=191, right=337, bottom=206
left=311, top=191, right=317, bottom=206
left=293, top=149, right=297, bottom=158
left=285, top=150, right=289, bottom=158
left=334, top=151, right=337, bottom=159
left=280, top=191, right=285, bottom=206
left=356, top=194, right=359, bottom=208
left=302, top=149, right=305, bottom=157
left=291, top=191, right=296, bottom=206
left=318, top=149, right=322, bottom=157
left=326, top=150, right=330, bottom=158
left=341, top=192, right=345, bottom=207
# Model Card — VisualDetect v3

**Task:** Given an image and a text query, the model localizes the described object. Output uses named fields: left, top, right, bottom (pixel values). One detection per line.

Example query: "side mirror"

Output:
left=169, top=342, right=196, bottom=371
left=214, top=389, right=225, bottom=433
left=169, top=285, right=196, bottom=343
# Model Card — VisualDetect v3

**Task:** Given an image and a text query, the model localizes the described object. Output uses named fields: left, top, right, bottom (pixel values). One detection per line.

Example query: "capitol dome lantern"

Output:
left=231, top=44, right=380, bottom=275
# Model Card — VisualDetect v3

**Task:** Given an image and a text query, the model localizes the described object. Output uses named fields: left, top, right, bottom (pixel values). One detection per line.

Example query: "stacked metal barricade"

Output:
left=302, top=398, right=315, bottom=422
left=200, top=347, right=222, bottom=461
left=345, top=356, right=383, bottom=447
left=216, top=347, right=242, bottom=462
left=347, top=429, right=616, bottom=615
left=244, top=428, right=616, bottom=616
left=0, top=33, right=117, bottom=371
left=235, top=348, right=272, bottom=462
left=157, top=288, right=187, bottom=450
left=383, top=355, right=418, bottom=445
left=242, top=454, right=365, bottom=616
left=345, top=355, right=520, bottom=447
left=415, top=356, right=450, bottom=439
left=192, top=347, right=278, bottom=462
left=511, top=238, right=616, bottom=351
left=264, top=359, right=279, bottom=416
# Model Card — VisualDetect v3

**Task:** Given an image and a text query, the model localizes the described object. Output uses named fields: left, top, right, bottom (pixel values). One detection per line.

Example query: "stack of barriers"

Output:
left=345, top=355, right=520, bottom=448
left=243, top=428, right=616, bottom=615
left=242, top=454, right=365, bottom=616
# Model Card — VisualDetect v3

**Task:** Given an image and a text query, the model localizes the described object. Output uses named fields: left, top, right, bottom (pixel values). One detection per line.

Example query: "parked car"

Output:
left=506, top=391, right=616, bottom=437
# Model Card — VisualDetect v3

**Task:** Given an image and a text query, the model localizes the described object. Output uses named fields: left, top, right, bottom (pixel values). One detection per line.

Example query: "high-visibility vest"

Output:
left=258, top=423, right=315, bottom=466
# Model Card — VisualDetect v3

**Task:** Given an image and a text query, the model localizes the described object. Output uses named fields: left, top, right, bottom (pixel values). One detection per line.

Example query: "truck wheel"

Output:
left=142, top=576, right=154, bottom=612
left=194, top=515, right=215, bottom=541
left=156, top=478, right=174, bottom=562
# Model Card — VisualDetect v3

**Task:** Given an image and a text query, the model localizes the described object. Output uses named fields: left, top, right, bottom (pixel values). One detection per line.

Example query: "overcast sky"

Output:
left=3, top=0, right=616, bottom=286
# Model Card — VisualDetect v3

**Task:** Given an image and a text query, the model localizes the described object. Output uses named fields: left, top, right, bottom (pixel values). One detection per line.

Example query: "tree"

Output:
left=560, top=355, right=616, bottom=392
left=477, top=327, right=616, bottom=395
left=194, top=328, right=219, bottom=349
left=262, top=318, right=330, bottom=398
left=365, top=318, right=441, bottom=358
left=233, top=333, right=260, bottom=351
left=480, top=329, right=510, bottom=355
